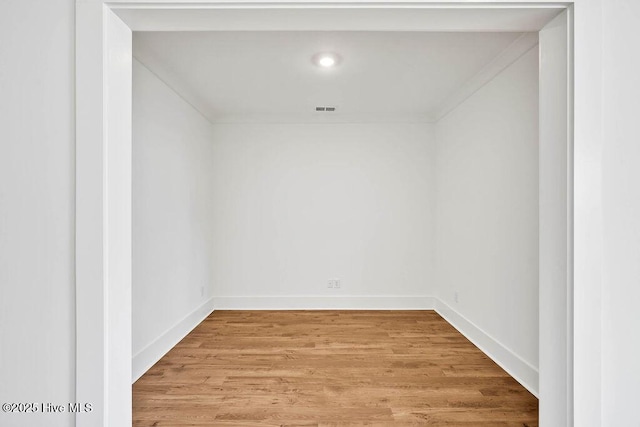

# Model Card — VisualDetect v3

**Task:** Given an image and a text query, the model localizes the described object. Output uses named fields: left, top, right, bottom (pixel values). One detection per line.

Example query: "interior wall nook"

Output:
left=76, top=2, right=596, bottom=427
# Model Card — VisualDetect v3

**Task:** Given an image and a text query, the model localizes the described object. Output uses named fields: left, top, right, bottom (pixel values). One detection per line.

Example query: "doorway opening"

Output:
left=75, top=3, right=573, bottom=426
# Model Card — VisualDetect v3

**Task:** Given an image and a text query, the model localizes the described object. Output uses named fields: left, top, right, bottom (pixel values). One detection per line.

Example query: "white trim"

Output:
left=141, top=295, right=539, bottom=398
left=132, top=298, right=216, bottom=383
left=434, top=32, right=540, bottom=121
left=104, top=9, right=133, bottom=427
left=133, top=57, right=217, bottom=126
left=435, top=299, right=539, bottom=397
left=113, top=5, right=565, bottom=32
left=539, top=9, right=572, bottom=424
left=213, top=295, right=436, bottom=310
left=106, top=1, right=570, bottom=8
left=565, top=6, right=574, bottom=422
left=76, top=4, right=133, bottom=426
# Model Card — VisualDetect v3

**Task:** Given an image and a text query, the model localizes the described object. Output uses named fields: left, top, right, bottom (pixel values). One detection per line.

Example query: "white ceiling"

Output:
left=133, top=31, right=525, bottom=122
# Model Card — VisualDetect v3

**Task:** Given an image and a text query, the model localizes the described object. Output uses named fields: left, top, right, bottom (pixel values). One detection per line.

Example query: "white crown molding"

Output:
left=134, top=55, right=436, bottom=125
left=432, top=32, right=539, bottom=122
left=134, top=32, right=539, bottom=126
left=133, top=57, right=218, bottom=126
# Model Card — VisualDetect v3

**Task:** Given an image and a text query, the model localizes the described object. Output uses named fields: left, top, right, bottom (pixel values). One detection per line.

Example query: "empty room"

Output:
left=131, top=19, right=549, bottom=426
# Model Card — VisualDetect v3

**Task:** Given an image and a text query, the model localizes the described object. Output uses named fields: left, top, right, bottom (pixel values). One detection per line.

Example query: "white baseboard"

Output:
left=435, top=298, right=539, bottom=397
left=132, top=295, right=538, bottom=398
left=132, top=297, right=215, bottom=383
left=213, top=295, right=436, bottom=310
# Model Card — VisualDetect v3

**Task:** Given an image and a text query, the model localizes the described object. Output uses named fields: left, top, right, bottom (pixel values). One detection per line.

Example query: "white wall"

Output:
left=434, top=48, right=539, bottom=392
left=132, top=60, right=215, bottom=379
left=209, top=122, right=435, bottom=309
left=0, top=1, right=75, bottom=426
left=601, top=1, right=640, bottom=425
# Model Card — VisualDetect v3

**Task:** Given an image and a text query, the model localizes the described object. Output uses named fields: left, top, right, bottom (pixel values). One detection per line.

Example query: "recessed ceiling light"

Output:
left=318, top=56, right=336, bottom=67
left=312, top=52, right=341, bottom=68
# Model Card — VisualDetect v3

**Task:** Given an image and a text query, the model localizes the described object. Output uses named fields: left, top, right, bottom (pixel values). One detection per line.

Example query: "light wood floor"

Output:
left=133, top=311, right=538, bottom=426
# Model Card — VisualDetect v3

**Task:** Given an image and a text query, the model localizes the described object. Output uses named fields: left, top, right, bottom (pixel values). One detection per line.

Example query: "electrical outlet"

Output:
left=454, top=291, right=459, bottom=303
left=327, top=280, right=334, bottom=288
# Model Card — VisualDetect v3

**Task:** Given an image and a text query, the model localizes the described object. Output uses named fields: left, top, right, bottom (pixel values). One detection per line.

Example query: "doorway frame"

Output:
left=75, top=1, right=603, bottom=426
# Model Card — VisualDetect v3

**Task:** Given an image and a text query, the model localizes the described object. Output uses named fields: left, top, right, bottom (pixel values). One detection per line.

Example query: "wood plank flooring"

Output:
left=133, top=311, right=538, bottom=426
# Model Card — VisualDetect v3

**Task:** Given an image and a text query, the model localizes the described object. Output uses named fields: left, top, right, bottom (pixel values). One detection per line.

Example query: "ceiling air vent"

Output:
left=315, top=106, right=336, bottom=112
